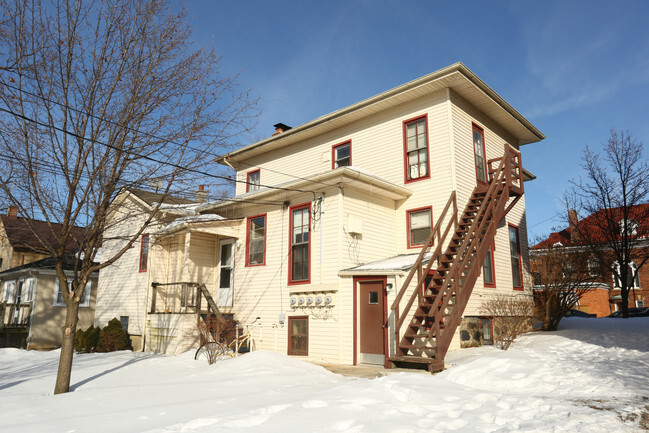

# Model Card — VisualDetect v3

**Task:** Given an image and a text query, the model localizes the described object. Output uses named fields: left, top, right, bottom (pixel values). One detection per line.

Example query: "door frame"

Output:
left=353, top=276, right=388, bottom=368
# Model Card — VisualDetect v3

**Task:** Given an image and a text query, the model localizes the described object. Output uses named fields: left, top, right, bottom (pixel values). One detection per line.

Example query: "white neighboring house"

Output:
left=95, top=63, right=544, bottom=370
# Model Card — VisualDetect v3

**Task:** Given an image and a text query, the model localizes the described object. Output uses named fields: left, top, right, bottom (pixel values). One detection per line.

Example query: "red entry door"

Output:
left=359, top=281, right=385, bottom=364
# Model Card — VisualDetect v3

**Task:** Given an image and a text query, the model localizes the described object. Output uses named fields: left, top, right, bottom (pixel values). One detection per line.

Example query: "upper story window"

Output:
left=509, top=224, right=523, bottom=290
left=403, top=115, right=430, bottom=182
left=619, top=218, right=638, bottom=237
left=246, top=170, right=260, bottom=192
left=407, top=207, right=432, bottom=248
left=472, top=123, right=487, bottom=184
left=483, top=243, right=496, bottom=287
left=246, top=214, right=266, bottom=266
left=613, top=261, right=640, bottom=289
left=588, top=257, right=600, bottom=277
left=289, top=203, right=311, bottom=284
left=332, top=141, right=351, bottom=169
left=139, top=234, right=149, bottom=273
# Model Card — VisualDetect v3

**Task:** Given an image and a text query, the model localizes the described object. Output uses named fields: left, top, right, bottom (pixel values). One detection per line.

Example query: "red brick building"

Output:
left=533, top=206, right=649, bottom=314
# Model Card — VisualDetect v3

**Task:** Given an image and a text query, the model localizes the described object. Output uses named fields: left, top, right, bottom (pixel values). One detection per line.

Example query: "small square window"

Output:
left=407, top=207, right=432, bottom=248
left=369, top=291, right=379, bottom=304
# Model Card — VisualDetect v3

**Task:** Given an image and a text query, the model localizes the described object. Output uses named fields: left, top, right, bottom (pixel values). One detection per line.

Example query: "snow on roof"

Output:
left=343, top=253, right=432, bottom=272
left=157, top=213, right=225, bottom=235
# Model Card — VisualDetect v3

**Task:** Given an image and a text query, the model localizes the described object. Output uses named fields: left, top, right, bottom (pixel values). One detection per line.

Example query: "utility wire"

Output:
left=0, top=105, right=317, bottom=196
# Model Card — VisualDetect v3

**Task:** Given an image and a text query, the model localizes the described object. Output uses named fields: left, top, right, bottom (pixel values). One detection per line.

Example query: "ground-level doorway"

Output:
left=354, top=277, right=387, bottom=367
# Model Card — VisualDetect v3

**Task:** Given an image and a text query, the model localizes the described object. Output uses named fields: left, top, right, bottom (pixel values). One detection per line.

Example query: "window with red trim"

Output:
left=332, top=141, right=351, bottom=169
left=483, top=243, right=496, bottom=287
left=139, top=234, right=149, bottom=272
left=289, top=203, right=310, bottom=284
left=472, top=124, right=487, bottom=184
left=403, top=115, right=430, bottom=182
left=246, top=214, right=266, bottom=266
left=288, top=316, right=308, bottom=356
left=407, top=207, right=432, bottom=248
left=246, top=170, right=260, bottom=192
left=509, top=225, right=523, bottom=289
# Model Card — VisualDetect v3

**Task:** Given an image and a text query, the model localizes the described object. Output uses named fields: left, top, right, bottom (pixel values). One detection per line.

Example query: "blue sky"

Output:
left=186, top=0, right=649, bottom=240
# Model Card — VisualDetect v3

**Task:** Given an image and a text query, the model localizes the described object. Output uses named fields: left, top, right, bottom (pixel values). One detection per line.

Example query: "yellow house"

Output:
left=96, top=63, right=544, bottom=370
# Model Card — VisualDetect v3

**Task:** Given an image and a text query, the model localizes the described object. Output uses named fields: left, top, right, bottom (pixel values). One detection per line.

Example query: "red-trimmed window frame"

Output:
left=139, top=233, right=149, bottom=273
left=403, top=114, right=431, bottom=184
left=406, top=206, right=433, bottom=249
left=245, top=213, right=266, bottom=267
left=246, top=169, right=260, bottom=193
left=483, top=241, right=496, bottom=288
left=288, top=202, right=311, bottom=285
left=508, top=224, right=524, bottom=290
left=287, top=315, right=309, bottom=356
left=472, top=123, right=488, bottom=185
left=332, top=140, right=352, bottom=169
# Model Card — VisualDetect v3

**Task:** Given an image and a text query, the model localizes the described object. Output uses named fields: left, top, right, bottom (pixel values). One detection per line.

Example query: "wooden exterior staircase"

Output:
left=389, top=144, right=524, bottom=372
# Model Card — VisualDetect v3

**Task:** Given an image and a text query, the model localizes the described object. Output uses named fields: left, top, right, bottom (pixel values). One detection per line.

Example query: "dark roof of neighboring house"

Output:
left=0, top=255, right=97, bottom=275
left=534, top=204, right=649, bottom=249
left=128, top=188, right=196, bottom=206
left=0, top=215, right=86, bottom=253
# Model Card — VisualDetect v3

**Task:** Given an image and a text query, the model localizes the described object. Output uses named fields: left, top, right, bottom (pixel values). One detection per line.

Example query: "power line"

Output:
left=0, top=105, right=317, bottom=197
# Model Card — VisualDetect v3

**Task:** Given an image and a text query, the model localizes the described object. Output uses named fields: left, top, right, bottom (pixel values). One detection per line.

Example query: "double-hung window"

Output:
left=139, top=234, right=149, bottom=272
left=246, top=214, right=266, bottom=266
left=407, top=207, right=432, bottom=248
left=289, top=203, right=310, bottom=284
left=403, top=115, right=430, bottom=182
left=332, top=141, right=351, bottom=168
left=613, top=261, right=640, bottom=289
left=53, top=279, right=92, bottom=307
left=247, top=170, right=260, bottom=192
left=509, top=225, right=523, bottom=290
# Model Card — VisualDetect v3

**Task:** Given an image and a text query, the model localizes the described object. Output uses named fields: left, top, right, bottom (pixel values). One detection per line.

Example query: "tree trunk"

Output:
left=621, top=289, right=630, bottom=318
left=54, top=301, right=80, bottom=394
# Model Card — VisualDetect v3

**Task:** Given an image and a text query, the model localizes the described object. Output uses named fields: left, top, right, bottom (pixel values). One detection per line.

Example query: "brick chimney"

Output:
left=272, top=122, right=292, bottom=136
left=568, top=209, right=580, bottom=243
left=195, top=185, right=207, bottom=203
left=7, top=205, right=18, bottom=219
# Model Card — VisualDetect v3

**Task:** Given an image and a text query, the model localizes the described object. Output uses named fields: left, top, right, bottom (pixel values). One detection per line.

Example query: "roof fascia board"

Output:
left=218, top=63, right=544, bottom=164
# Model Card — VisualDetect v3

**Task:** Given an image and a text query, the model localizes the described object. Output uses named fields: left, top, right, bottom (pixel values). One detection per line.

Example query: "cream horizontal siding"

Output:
left=28, top=273, right=97, bottom=350
left=95, top=196, right=156, bottom=338
left=235, top=91, right=450, bottom=196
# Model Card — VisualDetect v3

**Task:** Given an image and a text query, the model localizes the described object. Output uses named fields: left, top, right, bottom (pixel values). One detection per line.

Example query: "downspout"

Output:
left=319, top=195, right=325, bottom=284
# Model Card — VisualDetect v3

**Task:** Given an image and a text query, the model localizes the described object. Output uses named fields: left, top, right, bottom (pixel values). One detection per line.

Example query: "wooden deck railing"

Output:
left=0, top=302, right=32, bottom=329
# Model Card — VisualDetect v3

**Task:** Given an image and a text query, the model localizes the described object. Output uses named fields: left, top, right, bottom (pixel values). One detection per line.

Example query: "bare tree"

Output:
left=480, top=294, right=534, bottom=350
left=530, top=239, right=597, bottom=330
left=567, top=130, right=649, bottom=318
left=0, top=0, right=257, bottom=394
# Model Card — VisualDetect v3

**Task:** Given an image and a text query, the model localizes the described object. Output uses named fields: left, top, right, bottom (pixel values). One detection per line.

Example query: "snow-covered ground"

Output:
left=1, top=318, right=648, bottom=432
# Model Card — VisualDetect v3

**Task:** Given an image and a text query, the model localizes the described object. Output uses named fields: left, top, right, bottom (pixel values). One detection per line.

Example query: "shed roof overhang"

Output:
left=217, top=62, right=544, bottom=166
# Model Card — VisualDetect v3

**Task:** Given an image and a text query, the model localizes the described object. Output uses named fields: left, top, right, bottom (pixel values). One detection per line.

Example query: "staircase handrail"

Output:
left=391, top=191, right=457, bottom=333
left=427, top=145, right=520, bottom=344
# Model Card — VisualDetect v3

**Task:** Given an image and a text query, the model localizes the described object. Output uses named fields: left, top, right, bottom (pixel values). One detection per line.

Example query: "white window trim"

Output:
left=53, top=279, right=92, bottom=307
left=613, top=261, right=640, bottom=290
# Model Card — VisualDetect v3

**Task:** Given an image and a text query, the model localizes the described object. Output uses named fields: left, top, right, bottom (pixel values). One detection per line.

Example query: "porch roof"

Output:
left=201, top=166, right=412, bottom=213
left=339, top=253, right=432, bottom=276
left=155, top=214, right=242, bottom=237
